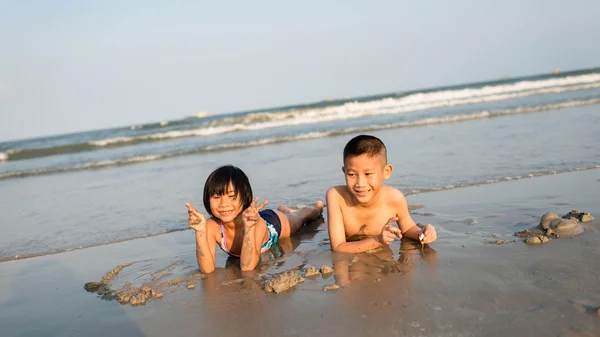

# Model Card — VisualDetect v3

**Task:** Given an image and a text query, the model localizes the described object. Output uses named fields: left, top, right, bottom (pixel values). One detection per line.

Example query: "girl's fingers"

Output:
left=256, top=200, right=268, bottom=212
left=185, top=202, right=196, bottom=212
left=186, top=203, right=202, bottom=217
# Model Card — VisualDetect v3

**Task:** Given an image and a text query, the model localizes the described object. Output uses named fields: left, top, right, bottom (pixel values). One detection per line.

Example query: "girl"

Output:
left=185, top=165, right=324, bottom=273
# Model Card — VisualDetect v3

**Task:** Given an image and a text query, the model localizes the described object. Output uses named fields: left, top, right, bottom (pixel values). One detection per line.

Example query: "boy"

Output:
left=326, top=135, right=437, bottom=253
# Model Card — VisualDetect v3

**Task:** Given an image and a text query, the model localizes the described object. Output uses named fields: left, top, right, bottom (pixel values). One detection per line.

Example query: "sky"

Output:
left=1, top=0, right=599, bottom=142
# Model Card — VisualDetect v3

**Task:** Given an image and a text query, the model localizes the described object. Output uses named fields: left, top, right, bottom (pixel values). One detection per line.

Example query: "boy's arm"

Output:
left=395, top=190, right=437, bottom=244
left=327, top=187, right=394, bottom=253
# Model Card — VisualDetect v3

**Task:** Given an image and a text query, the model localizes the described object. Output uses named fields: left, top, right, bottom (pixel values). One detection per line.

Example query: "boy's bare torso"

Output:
left=331, top=185, right=400, bottom=241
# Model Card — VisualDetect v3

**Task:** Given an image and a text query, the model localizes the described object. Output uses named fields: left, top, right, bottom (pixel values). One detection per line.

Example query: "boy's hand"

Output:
left=378, top=217, right=402, bottom=245
left=186, top=203, right=207, bottom=234
left=420, top=224, right=437, bottom=244
left=242, top=197, right=268, bottom=230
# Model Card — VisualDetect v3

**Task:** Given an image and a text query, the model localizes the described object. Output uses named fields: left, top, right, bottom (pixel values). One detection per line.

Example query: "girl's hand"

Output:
left=242, top=197, right=268, bottom=230
left=186, top=203, right=207, bottom=234
left=378, top=217, right=402, bottom=244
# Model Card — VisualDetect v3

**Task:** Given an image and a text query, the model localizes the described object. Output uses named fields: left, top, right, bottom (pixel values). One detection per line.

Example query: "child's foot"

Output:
left=278, top=201, right=324, bottom=216
left=315, top=200, right=324, bottom=216
left=277, top=204, right=297, bottom=214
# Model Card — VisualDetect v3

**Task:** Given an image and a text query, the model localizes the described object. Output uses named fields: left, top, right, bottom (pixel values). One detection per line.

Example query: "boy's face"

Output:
left=342, top=153, right=392, bottom=204
left=209, top=181, right=244, bottom=223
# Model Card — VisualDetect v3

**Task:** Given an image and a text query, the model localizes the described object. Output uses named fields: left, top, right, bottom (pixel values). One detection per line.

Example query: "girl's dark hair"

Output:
left=202, top=165, right=253, bottom=217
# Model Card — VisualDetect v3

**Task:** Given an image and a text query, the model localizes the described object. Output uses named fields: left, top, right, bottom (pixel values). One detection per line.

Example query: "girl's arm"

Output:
left=240, top=198, right=269, bottom=271
left=186, top=202, right=217, bottom=273
left=195, top=226, right=217, bottom=273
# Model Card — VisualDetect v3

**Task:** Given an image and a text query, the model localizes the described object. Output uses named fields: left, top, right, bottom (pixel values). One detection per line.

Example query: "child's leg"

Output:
left=276, top=201, right=324, bottom=239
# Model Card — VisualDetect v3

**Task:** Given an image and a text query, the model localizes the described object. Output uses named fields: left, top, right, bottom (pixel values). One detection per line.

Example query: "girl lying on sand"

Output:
left=186, top=165, right=323, bottom=273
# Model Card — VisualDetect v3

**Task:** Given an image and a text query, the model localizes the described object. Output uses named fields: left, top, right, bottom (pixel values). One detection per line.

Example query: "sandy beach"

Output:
left=3, top=4, right=599, bottom=336
left=2, top=169, right=599, bottom=337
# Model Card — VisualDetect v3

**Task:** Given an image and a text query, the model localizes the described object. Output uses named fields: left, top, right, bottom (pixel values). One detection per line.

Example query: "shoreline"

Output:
left=2, top=166, right=599, bottom=264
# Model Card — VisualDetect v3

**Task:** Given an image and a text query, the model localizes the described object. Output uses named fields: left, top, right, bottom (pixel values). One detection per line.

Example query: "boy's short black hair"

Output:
left=203, top=165, right=253, bottom=217
left=343, top=134, right=387, bottom=163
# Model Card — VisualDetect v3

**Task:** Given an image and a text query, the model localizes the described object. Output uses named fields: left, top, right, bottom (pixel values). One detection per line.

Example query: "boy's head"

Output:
left=203, top=165, right=253, bottom=217
left=343, top=134, right=387, bottom=165
left=342, top=135, right=392, bottom=203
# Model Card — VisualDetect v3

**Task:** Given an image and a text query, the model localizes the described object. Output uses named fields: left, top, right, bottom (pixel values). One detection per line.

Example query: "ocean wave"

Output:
left=1, top=97, right=598, bottom=180
left=76, top=77, right=600, bottom=148
left=88, top=124, right=246, bottom=146
left=403, top=165, right=600, bottom=196
left=3, top=72, right=600, bottom=161
left=0, top=155, right=165, bottom=180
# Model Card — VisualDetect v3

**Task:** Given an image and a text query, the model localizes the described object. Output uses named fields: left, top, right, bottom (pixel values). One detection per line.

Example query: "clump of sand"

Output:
left=84, top=260, right=207, bottom=306
left=514, top=210, right=594, bottom=245
left=263, top=270, right=305, bottom=293
left=262, top=265, right=338, bottom=293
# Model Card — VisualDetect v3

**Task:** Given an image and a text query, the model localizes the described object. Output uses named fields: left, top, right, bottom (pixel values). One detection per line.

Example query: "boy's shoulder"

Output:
left=326, top=185, right=352, bottom=201
left=380, top=185, right=405, bottom=199
left=326, top=185, right=348, bottom=195
left=380, top=185, right=408, bottom=207
left=326, top=184, right=406, bottom=206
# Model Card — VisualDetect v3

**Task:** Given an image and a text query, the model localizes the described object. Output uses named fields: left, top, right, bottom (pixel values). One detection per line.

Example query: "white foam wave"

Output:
left=0, top=152, right=7, bottom=161
left=1, top=97, right=598, bottom=180
left=88, top=74, right=600, bottom=148
left=346, top=98, right=600, bottom=132
left=78, top=155, right=164, bottom=168
left=186, top=98, right=595, bottom=150
left=404, top=166, right=600, bottom=196
left=0, top=154, right=165, bottom=180
left=89, top=124, right=248, bottom=146
left=203, top=131, right=334, bottom=151
left=242, top=81, right=600, bottom=132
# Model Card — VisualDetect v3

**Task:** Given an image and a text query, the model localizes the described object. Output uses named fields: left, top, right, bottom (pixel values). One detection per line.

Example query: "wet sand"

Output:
left=1, top=169, right=600, bottom=337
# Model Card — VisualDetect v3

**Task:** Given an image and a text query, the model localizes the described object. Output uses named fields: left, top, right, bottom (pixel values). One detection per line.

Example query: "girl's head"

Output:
left=203, top=165, right=253, bottom=221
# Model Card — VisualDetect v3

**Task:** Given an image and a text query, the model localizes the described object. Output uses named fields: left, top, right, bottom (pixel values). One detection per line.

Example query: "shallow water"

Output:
left=1, top=101, right=599, bottom=261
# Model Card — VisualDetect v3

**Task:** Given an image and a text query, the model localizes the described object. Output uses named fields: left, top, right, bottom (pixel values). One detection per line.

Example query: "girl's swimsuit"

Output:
left=219, top=209, right=282, bottom=257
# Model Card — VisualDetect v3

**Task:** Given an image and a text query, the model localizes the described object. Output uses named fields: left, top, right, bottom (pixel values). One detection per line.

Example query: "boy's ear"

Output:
left=383, top=164, right=393, bottom=179
left=341, top=166, right=346, bottom=174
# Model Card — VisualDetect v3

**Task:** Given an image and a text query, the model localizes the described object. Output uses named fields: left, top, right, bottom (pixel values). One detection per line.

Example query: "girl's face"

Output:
left=209, top=181, right=244, bottom=223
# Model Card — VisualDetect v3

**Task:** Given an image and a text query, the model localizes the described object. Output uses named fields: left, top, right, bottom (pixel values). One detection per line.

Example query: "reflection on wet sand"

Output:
left=84, top=260, right=208, bottom=306
left=83, top=216, right=329, bottom=305
left=333, top=239, right=438, bottom=288
left=84, top=214, right=443, bottom=306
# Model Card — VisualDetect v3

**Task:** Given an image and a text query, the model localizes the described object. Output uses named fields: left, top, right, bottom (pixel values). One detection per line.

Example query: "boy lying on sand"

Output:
left=326, top=134, right=437, bottom=253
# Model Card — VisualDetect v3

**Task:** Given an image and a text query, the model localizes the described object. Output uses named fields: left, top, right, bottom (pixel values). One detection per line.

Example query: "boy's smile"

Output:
left=354, top=189, right=370, bottom=197
left=343, top=153, right=392, bottom=204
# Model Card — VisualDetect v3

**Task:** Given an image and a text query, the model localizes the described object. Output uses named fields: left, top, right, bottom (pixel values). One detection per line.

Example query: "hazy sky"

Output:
left=1, top=0, right=598, bottom=142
